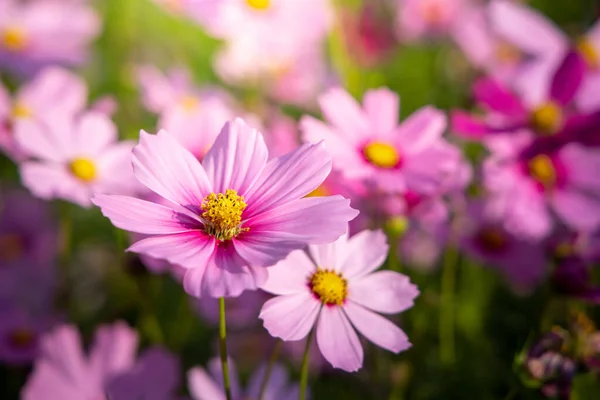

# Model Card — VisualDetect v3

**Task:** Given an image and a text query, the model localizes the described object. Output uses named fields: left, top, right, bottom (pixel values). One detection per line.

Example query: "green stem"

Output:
left=258, top=339, right=283, bottom=400
left=299, top=327, right=316, bottom=400
left=439, top=246, right=459, bottom=365
left=219, top=297, right=233, bottom=400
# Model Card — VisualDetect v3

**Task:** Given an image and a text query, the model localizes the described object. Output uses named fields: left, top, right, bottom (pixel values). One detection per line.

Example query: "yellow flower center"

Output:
left=306, top=185, right=331, bottom=198
left=309, top=269, right=348, bottom=306
left=11, top=103, right=32, bottom=119
left=246, top=0, right=270, bottom=10
left=554, top=242, right=574, bottom=259
left=69, top=158, right=97, bottom=182
left=530, top=101, right=563, bottom=135
left=495, top=41, right=521, bottom=64
left=363, top=141, right=400, bottom=169
left=0, top=234, right=23, bottom=263
left=201, top=189, right=248, bottom=241
left=9, top=328, right=35, bottom=349
left=577, top=37, right=599, bottom=70
left=180, top=95, right=199, bottom=112
left=528, top=154, right=556, bottom=189
left=1, top=26, right=27, bottom=52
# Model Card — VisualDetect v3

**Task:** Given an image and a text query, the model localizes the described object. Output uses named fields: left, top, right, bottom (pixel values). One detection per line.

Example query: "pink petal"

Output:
left=260, top=250, right=316, bottom=295
left=343, top=302, right=411, bottom=353
left=92, top=194, right=200, bottom=234
left=245, top=363, right=289, bottom=400
left=559, top=143, right=600, bottom=189
left=576, top=72, right=600, bottom=113
left=247, top=196, right=358, bottom=245
left=188, top=367, right=226, bottom=400
left=88, top=322, right=138, bottom=378
left=233, top=235, right=300, bottom=268
left=259, top=293, right=320, bottom=341
left=75, top=112, right=117, bottom=156
left=95, top=141, right=137, bottom=195
left=201, top=118, right=268, bottom=195
left=14, top=119, right=64, bottom=162
left=308, top=232, right=349, bottom=273
left=450, top=111, right=491, bottom=138
left=127, top=232, right=215, bottom=270
left=337, top=229, right=388, bottom=279
left=348, top=271, right=419, bottom=314
left=489, top=0, right=567, bottom=56
left=243, top=141, right=332, bottom=217
left=318, top=88, right=370, bottom=143
left=396, top=106, right=447, bottom=154
left=20, top=162, right=91, bottom=207
left=132, top=130, right=212, bottom=209
left=362, top=88, right=399, bottom=136
left=473, top=78, right=527, bottom=117
left=316, top=306, right=363, bottom=372
left=549, top=51, right=586, bottom=106
left=200, top=260, right=267, bottom=298
left=551, top=189, right=600, bottom=232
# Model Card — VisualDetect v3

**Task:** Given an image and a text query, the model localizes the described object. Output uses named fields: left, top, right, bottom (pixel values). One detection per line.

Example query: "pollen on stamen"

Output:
left=577, top=38, right=599, bottom=70
left=69, top=158, right=97, bottom=182
left=201, top=189, right=248, bottom=241
left=246, top=0, right=270, bottom=11
left=1, top=26, right=28, bottom=52
left=363, top=141, right=401, bottom=169
left=530, top=102, right=563, bottom=135
left=11, top=103, right=32, bottom=119
left=309, top=269, right=348, bottom=306
left=528, top=154, right=557, bottom=189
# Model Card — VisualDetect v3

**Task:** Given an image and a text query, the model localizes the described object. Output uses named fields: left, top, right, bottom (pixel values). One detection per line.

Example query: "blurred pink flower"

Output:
left=259, top=229, right=418, bottom=372
left=0, top=67, right=87, bottom=160
left=459, top=199, right=547, bottom=292
left=137, top=65, right=257, bottom=158
left=301, top=87, right=460, bottom=194
left=15, top=112, right=136, bottom=207
left=22, top=322, right=179, bottom=400
left=0, top=308, right=52, bottom=365
left=93, top=118, right=357, bottom=298
left=188, top=357, right=302, bottom=400
left=0, top=0, right=100, bottom=74
left=483, top=143, right=600, bottom=239
left=395, top=0, right=470, bottom=42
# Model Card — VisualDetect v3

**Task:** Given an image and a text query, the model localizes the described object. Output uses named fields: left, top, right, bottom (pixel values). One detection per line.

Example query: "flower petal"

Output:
left=559, top=144, right=600, bottom=189
left=450, top=111, right=492, bottom=139
left=396, top=106, right=447, bottom=154
left=348, top=271, right=419, bottom=314
left=244, top=141, right=332, bottom=217
left=187, top=367, right=226, bottom=400
left=300, top=116, right=363, bottom=167
left=88, top=322, right=138, bottom=378
left=20, top=162, right=91, bottom=207
left=550, top=51, right=586, bottom=105
left=337, top=229, right=388, bottom=279
left=472, top=78, right=527, bottom=117
left=259, top=293, right=320, bottom=341
left=14, top=119, right=64, bottom=162
left=308, top=232, right=349, bottom=272
left=202, top=118, right=268, bottom=195
left=344, top=302, right=411, bottom=353
left=316, top=306, right=363, bottom=372
left=132, top=130, right=211, bottom=210
left=551, top=189, right=600, bottom=232
left=127, top=232, right=215, bottom=270
left=245, top=363, right=288, bottom=400
left=362, top=88, right=399, bottom=136
left=75, top=112, right=117, bottom=156
left=92, top=194, right=200, bottom=234
left=260, top=250, right=316, bottom=295
left=318, top=88, right=370, bottom=143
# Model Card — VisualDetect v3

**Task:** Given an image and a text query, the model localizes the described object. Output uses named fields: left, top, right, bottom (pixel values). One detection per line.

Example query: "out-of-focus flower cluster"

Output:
left=1, top=0, right=600, bottom=399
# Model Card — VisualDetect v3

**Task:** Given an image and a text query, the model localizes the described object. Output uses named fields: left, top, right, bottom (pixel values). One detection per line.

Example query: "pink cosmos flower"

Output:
left=395, top=0, right=470, bottom=42
left=15, top=112, right=136, bottom=207
left=93, top=118, right=357, bottom=298
left=188, top=357, right=302, bottom=400
left=301, top=87, right=460, bottom=194
left=259, top=229, right=418, bottom=372
left=0, top=67, right=86, bottom=160
left=459, top=199, right=547, bottom=292
left=0, top=0, right=100, bottom=74
left=484, top=143, right=600, bottom=239
left=22, top=322, right=180, bottom=400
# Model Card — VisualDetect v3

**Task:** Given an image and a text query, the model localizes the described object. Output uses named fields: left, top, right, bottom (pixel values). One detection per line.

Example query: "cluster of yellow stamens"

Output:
left=69, top=158, right=97, bottom=182
left=363, top=141, right=400, bottom=169
left=11, top=103, right=32, bottom=119
left=309, top=269, right=348, bottom=306
left=201, top=189, right=248, bottom=241
left=1, top=26, right=27, bottom=52
left=577, top=38, right=599, bottom=70
left=528, top=154, right=557, bottom=189
left=530, top=102, right=563, bottom=135
left=179, top=95, right=199, bottom=113
left=246, top=0, right=270, bottom=11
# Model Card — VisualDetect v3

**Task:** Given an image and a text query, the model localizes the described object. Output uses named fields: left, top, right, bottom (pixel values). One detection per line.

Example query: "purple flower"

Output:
left=0, top=307, right=51, bottom=365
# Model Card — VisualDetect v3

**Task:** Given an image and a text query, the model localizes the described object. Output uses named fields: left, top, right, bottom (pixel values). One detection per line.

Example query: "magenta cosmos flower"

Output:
left=301, top=87, right=459, bottom=194
left=0, top=0, right=100, bottom=74
left=0, top=67, right=86, bottom=160
left=93, top=118, right=357, bottom=298
left=15, top=112, right=136, bottom=207
left=188, top=357, right=302, bottom=400
left=484, top=143, right=600, bottom=239
left=259, top=229, right=419, bottom=372
left=22, top=322, right=180, bottom=400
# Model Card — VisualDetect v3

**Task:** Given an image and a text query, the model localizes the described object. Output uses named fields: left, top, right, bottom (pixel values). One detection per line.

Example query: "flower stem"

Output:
left=439, top=246, right=459, bottom=365
left=218, top=297, right=232, bottom=400
left=258, top=339, right=283, bottom=400
left=299, top=327, right=316, bottom=400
